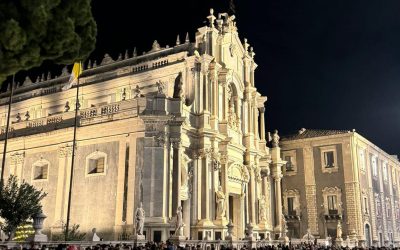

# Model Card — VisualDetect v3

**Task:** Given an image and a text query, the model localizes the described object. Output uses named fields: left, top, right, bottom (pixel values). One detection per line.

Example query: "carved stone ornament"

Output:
left=10, top=152, right=25, bottom=165
left=58, top=145, right=73, bottom=158
left=170, top=138, right=181, bottom=149
left=100, top=54, right=114, bottom=65
left=154, top=132, right=166, bottom=147
left=156, top=81, right=165, bottom=94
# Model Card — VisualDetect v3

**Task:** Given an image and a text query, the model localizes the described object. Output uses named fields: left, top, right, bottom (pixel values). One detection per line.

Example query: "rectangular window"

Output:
left=383, top=162, right=388, bottom=181
left=371, top=156, right=378, bottom=177
left=285, top=156, right=294, bottom=171
left=387, top=203, right=391, bottom=218
left=287, top=197, right=295, bottom=215
left=327, top=195, right=337, bottom=214
left=359, top=150, right=365, bottom=171
left=364, top=197, right=368, bottom=214
left=376, top=199, right=382, bottom=216
left=34, top=165, right=48, bottom=180
left=89, top=157, right=105, bottom=174
left=324, top=151, right=335, bottom=168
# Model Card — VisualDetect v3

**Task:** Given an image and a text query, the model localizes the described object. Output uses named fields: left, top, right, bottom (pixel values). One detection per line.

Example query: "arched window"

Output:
left=32, top=158, right=50, bottom=181
left=86, top=151, right=107, bottom=176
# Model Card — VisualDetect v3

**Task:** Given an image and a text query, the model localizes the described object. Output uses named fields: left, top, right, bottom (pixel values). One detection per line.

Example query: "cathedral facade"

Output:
left=0, top=10, right=285, bottom=241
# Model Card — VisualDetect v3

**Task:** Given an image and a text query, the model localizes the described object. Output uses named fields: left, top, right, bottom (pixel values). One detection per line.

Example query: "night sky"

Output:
left=24, top=1, right=400, bottom=155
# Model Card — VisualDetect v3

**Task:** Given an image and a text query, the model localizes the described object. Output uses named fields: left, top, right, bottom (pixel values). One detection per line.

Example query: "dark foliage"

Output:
left=0, top=175, right=47, bottom=238
left=0, top=0, right=97, bottom=84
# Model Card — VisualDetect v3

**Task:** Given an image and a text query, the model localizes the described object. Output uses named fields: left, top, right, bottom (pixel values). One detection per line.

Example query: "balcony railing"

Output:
left=0, top=98, right=146, bottom=139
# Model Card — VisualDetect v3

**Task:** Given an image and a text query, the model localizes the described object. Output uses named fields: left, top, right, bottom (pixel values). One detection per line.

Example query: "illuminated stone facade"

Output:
left=0, top=10, right=285, bottom=241
left=280, top=129, right=400, bottom=247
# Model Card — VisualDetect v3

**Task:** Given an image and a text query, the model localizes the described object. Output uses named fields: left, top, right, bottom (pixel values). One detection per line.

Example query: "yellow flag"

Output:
left=62, top=62, right=82, bottom=91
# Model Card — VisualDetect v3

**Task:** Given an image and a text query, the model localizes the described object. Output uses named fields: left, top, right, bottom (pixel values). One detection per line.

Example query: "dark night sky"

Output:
left=25, top=1, right=400, bottom=155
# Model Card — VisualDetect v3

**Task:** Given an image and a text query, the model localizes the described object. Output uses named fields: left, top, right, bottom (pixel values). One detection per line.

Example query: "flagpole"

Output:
left=0, top=75, right=15, bottom=186
left=65, top=62, right=81, bottom=241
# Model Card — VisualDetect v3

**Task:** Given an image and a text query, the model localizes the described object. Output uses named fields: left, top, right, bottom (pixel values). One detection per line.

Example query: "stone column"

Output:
left=213, top=76, right=218, bottom=117
left=223, top=83, right=229, bottom=121
left=220, top=153, right=229, bottom=219
left=192, top=151, right=200, bottom=222
left=10, top=152, right=24, bottom=180
left=203, top=70, right=209, bottom=112
left=198, top=149, right=213, bottom=226
left=249, top=167, right=257, bottom=225
left=183, top=199, right=190, bottom=238
left=273, top=174, right=283, bottom=231
left=253, top=106, right=259, bottom=140
left=171, top=138, right=182, bottom=216
left=271, top=143, right=285, bottom=236
left=259, top=107, right=266, bottom=141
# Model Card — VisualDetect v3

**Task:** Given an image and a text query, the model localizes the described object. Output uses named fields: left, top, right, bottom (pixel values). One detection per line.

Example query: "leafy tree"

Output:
left=0, top=0, right=97, bottom=84
left=52, top=224, right=86, bottom=241
left=0, top=175, right=47, bottom=240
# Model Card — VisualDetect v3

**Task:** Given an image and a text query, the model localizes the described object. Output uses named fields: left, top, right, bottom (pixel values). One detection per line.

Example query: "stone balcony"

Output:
left=0, top=98, right=147, bottom=140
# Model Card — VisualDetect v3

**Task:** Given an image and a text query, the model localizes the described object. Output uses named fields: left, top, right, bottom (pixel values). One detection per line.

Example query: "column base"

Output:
left=169, top=235, right=187, bottom=246
left=197, top=219, right=215, bottom=227
left=336, top=238, right=344, bottom=247
left=214, top=218, right=229, bottom=227
left=133, top=235, right=146, bottom=246
left=279, top=235, right=290, bottom=245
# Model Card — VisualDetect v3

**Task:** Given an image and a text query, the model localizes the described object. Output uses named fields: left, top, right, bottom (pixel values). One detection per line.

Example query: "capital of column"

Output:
left=273, top=174, right=283, bottom=182
left=198, top=148, right=212, bottom=158
left=258, top=106, right=265, bottom=113
left=219, top=153, right=228, bottom=164
left=58, top=145, right=73, bottom=158
left=10, top=152, right=25, bottom=165
left=170, top=138, right=182, bottom=149
left=154, top=131, right=168, bottom=147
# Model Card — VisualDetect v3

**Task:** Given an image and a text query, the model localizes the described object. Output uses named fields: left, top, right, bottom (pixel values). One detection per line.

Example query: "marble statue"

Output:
left=216, top=186, right=226, bottom=218
left=156, top=81, right=164, bottom=94
left=281, top=213, right=287, bottom=232
left=271, top=130, right=280, bottom=148
left=134, top=85, right=142, bottom=98
left=337, top=221, right=343, bottom=239
left=174, top=206, right=184, bottom=236
left=16, top=113, right=21, bottom=122
left=135, top=202, right=145, bottom=235
left=173, top=72, right=184, bottom=99
left=302, top=228, right=315, bottom=242
left=65, top=101, right=70, bottom=112
left=92, top=228, right=100, bottom=241
left=259, top=195, right=267, bottom=222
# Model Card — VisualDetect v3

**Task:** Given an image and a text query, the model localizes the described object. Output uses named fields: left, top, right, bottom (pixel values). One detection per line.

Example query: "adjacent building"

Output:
left=0, top=10, right=286, bottom=242
left=280, top=128, right=400, bottom=247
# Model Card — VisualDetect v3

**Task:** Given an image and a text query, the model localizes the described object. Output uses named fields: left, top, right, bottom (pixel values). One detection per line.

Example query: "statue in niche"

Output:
left=258, top=195, right=267, bottom=222
left=135, top=202, right=145, bottom=235
left=216, top=185, right=226, bottom=219
left=174, top=206, right=184, bottom=236
left=173, top=72, right=184, bottom=99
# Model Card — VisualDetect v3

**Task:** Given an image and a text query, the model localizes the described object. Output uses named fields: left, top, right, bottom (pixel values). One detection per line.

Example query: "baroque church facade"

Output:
left=0, top=10, right=285, bottom=241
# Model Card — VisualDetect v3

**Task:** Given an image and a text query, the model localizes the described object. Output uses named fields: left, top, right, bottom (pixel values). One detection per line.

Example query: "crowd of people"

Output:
left=0, top=241, right=399, bottom=250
